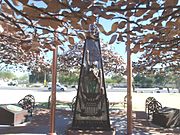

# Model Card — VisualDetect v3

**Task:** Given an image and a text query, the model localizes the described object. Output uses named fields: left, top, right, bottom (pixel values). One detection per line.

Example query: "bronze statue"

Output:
left=71, top=24, right=111, bottom=130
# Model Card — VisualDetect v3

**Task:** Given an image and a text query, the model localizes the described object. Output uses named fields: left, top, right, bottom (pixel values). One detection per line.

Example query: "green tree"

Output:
left=0, top=71, right=16, bottom=80
left=105, top=78, right=116, bottom=84
left=29, top=70, right=48, bottom=83
left=58, top=72, right=79, bottom=85
left=134, top=74, right=154, bottom=88
left=105, top=74, right=125, bottom=86
left=175, top=77, right=180, bottom=93
left=18, top=74, right=29, bottom=84
left=111, top=74, right=125, bottom=84
left=154, top=73, right=165, bottom=86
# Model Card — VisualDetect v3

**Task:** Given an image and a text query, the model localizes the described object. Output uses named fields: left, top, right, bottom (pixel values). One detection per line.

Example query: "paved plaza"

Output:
left=0, top=87, right=179, bottom=135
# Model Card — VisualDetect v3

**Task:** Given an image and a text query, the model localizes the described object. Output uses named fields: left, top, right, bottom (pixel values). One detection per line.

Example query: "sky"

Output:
left=98, top=17, right=142, bottom=63
left=26, top=0, right=142, bottom=63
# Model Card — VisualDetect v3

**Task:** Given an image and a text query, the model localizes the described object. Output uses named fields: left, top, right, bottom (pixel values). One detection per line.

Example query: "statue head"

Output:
left=88, top=24, right=99, bottom=38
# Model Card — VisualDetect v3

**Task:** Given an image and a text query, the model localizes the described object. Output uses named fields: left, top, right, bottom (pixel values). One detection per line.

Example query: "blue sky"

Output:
left=98, top=17, right=142, bottom=63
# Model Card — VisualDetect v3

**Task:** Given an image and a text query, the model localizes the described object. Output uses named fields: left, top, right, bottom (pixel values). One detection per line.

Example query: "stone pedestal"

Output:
left=66, top=128, right=116, bottom=135
left=0, top=105, right=28, bottom=126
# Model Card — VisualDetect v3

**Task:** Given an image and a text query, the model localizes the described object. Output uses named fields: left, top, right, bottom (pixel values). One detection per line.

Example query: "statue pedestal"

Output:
left=67, top=128, right=116, bottom=135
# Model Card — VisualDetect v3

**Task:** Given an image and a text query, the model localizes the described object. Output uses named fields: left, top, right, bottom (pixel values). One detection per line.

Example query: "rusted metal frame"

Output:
left=98, top=39, right=111, bottom=128
left=126, top=17, right=133, bottom=134
left=72, top=39, right=87, bottom=127
left=49, top=46, right=58, bottom=135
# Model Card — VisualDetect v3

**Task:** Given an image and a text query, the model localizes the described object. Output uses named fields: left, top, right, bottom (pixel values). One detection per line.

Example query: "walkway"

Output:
left=0, top=107, right=179, bottom=135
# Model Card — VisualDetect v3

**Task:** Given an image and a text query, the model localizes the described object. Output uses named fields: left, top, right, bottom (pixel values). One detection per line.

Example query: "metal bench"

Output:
left=145, top=97, right=162, bottom=119
left=123, top=95, right=127, bottom=108
left=48, top=95, right=75, bottom=111
left=18, top=94, right=35, bottom=116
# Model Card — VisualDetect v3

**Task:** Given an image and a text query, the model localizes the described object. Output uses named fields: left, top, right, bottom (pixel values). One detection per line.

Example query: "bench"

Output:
left=48, top=95, right=76, bottom=112
left=145, top=97, right=162, bottom=119
left=18, top=94, right=35, bottom=116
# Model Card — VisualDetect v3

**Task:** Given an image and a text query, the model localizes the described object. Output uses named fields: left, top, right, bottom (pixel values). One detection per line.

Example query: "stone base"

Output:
left=66, top=128, right=116, bottom=135
left=0, top=105, right=28, bottom=126
left=48, top=133, right=57, bottom=135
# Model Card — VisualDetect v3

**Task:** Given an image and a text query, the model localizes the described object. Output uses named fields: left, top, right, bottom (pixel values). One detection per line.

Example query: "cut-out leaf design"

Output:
left=117, top=34, right=124, bottom=42
left=68, top=44, right=73, bottom=49
left=86, top=16, right=96, bottom=24
left=71, top=18, right=79, bottom=23
left=38, top=19, right=62, bottom=29
left=166, top=21, right=174, bottom=28
left=21, top=44, right=31, bottom=51
left=126, top=11, right=133, bottom=17
left=152, top=1, right=160, bottom=8
left=164, top=0, right=178, bottom=7
left=81, top=20, right=89, bottom=30
left=78, top=33, right=85, bottom=40
left=143, top=12, right=153, bottom=20
left=110, top=22, right=119, bottom=33
left=134, top=10, right=146, bottom=17
left=133, top=27, right=141, bottom=32
left=42, top=29, right=50, bottom=34
left=2, top=3, right=13, bottom=14
left=152, top=50, right=161, bottom=56
left=44, top=43, right=53, bottom=50
left=97, top=23, right=107, bottom=35
left=175, top=19, right=180, bottom=29
left=109, top=34, right=117, bottom=44
left=11, top=0, right=20, bottom=6
left=100, top=13, right=115, bottom=19
left=93, top=7, right=102, bottom=15
left=17, top=0, right=29, bottom=5
left=46, top=0, right=62, bottom=13
left=71, top=0, right=82, bottom=7
left=23, top=6, right=42, bottom=19
left=59, top=46, right=65, bottom=51
left=118, top=21, right=126, bottom=29
left=132, top=44, right=140, bottom=53
left=69, top=37, right=75, bottom=44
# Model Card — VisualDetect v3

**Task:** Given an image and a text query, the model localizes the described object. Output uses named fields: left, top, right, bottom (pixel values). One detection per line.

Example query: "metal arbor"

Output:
left=71, top=25, right=111, bottom=130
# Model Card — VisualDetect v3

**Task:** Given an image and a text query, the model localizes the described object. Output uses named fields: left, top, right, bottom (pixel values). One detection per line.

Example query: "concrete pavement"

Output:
left=0, top=87, right=180, bottom=135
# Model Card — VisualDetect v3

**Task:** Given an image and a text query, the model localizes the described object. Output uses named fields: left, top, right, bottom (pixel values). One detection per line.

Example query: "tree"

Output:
left=105, top=78, right=116, bottom=84
left=154, top=73, right=166, bottom=87
left=58, top=42, right=125, bottom=74
left=175, top=77, right=180, bottom=93
left=134, top=73, right=154, bottom=88
left=111, top=74, right=125, bottom=84
left=58, top=72, right=79, bottom=85
left=0, top=71, right=16, bottom=80
left=29, top=70, right=46, bottom=83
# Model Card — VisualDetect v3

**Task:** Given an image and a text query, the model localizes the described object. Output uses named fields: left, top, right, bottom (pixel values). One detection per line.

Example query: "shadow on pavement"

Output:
left=0, top=108, right=179, bottom=135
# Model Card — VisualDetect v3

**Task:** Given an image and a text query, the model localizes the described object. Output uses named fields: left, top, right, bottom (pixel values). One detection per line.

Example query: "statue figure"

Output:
left=71, top=24, right=110, bottom=130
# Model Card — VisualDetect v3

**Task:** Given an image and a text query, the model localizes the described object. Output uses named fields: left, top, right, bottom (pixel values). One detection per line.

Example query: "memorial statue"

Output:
left=71, top=24, right=111, bottom=130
